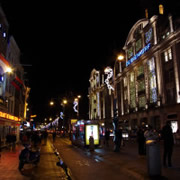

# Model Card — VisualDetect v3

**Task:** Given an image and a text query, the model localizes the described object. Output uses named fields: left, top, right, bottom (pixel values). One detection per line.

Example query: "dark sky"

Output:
left=1, top=0, right=179, bottom=120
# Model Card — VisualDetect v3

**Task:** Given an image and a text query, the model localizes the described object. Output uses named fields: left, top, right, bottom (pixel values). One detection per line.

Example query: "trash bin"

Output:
left=146, top=140, right=161, bottom=176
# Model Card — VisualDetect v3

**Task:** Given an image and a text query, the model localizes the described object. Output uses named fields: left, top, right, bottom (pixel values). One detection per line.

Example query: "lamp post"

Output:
left=73, top=95, right=81, bottom=120
left=113, top=54, right=124, bottom=152
left=62, top=99, right=67, bottom=129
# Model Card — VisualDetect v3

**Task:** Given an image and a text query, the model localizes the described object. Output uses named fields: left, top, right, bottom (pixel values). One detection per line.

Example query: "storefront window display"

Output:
left=148, top=57, right=157, bottom=103
left=129, top=72, right=136, bottom=109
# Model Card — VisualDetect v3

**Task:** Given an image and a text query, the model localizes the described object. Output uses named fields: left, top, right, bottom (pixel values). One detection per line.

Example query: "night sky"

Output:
left=0, top=0, right=179, bottom=121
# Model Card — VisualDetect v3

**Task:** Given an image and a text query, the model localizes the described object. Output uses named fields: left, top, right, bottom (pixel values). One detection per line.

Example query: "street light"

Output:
left=113, top=53, right=125, bottom=152
left=117, top=54, right=125, bottom=73
left=50, top=101, right=54, bottom=106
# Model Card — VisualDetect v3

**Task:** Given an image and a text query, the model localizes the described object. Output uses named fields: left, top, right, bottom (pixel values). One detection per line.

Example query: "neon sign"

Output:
left=0, top=111, right=20, bottom=122
left=126, top=43, right=151, bottom=66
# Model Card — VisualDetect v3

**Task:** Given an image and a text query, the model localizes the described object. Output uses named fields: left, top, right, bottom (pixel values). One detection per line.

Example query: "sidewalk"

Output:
left=95, top=138, right=180, bottom=180
left=0, top=139, right=67, bottom=180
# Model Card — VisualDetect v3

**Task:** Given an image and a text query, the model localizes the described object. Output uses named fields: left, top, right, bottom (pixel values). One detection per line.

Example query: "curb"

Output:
left=51, top=143, right=75, bottom=180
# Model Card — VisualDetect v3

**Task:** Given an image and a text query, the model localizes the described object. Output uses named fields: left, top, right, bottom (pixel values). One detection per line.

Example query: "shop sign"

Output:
left=0, top=111, right=20, bottom=122
left=126, top=43, right=151, bottom=66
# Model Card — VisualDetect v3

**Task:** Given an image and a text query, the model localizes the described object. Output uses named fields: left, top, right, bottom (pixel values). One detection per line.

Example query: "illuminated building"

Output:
left=0, top=6, right=29, bottom=147
left=89, top=13, right=180, bottom=133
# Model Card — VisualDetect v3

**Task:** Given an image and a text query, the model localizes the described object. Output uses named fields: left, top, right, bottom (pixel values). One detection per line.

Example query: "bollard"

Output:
left=146, top=140, right=161, bottom=177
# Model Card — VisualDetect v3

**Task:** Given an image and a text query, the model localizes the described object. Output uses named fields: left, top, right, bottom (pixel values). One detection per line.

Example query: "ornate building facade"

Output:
left=89, top=13, right=180, bottom=133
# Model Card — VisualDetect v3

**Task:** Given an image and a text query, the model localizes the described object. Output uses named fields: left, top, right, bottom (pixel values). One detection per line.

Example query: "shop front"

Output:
left=0, top=111, right=21, bottom=148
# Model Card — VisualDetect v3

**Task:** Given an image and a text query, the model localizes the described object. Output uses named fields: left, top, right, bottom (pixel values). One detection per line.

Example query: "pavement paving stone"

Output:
left=96, top=138, right=180, bottom=180
left=0, top=139, right=67, bottom=180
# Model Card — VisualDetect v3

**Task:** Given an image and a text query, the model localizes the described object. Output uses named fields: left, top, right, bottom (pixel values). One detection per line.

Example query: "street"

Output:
left=53, top=135, right=180, bottom=180
left=0, top=135, right=180, bottom=180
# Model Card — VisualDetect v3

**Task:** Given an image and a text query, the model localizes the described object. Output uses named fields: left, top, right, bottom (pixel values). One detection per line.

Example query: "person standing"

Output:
left=43, top=130, right=48, bottom=145
left=114, top=127, right=122, bottom=152
left=52, top=131, right=56, bottom=144
left=162, top=121, right=174, bottom=167
left=137, top=126, right=146, bottom=155
left=105, top=128, right=110, bottom=147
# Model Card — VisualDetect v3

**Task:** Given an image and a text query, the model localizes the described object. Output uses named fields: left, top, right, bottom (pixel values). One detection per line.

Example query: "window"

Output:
left=127, top=47, right=133, bottom=59
left=159, top=4, right=164, bottom=15
left=164, top=48, right=172, bottom=62
left=135, top=39, right=142, bottom=52
left=145, top=28, right=153, bottom=44
left=124, top=77, right=127, bottom=87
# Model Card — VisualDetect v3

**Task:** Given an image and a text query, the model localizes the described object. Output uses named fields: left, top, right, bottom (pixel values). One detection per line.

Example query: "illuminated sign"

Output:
left=171, top=121, right=178, bottom=133
left=0, top=111, right=20, bottom=122
left=71, top=119, right=77, bottom=124
left=85, top=124, right=99, bottom=145
left=126, top=43, right=151, bottom=66
left=30, top=115, right=37, bottom=118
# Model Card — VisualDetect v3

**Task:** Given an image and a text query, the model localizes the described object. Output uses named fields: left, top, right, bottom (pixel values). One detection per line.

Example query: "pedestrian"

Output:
left=11, top=134, right=17, bottom=151
left=161, top=121, right=174, bottom=167
left=52, top=131, right=56, bottom=143
left=114, top=126, right=122, bottom=152
left=6, top=133, right=11, bottom=149
left=104, top=128, right=110, bottom=147
left=137, top=126, right=146, bottom=155
left=43, top=130, right=48, bottom=145
left=22, top=132, right=28, bottom=146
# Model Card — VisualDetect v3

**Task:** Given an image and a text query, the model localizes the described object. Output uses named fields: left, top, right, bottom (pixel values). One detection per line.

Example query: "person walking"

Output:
left=162, top=121, right=174, bottom=167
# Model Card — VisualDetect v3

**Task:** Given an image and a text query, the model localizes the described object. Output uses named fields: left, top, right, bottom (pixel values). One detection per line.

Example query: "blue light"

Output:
left=126, top=43, right=151, bottom=66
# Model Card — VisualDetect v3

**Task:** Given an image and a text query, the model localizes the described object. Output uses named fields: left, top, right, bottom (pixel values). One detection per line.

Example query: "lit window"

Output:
left=164, top=52, right=168, bottom=62
left=164, top=48, right=172, bottom=62
left=124, top=77, right=127, bottom=87
left=168, top=48, right=172, bottom=60
left=159, top=4, right=164, bottom=15
left=3, top=32, right=6, bottom=38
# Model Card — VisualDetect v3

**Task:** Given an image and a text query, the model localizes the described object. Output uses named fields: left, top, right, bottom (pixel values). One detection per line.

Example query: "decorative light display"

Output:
left=145, top=28, right=153, bottom=44
left=104, top=67, right=114, bottom=91
left=73, top=99, right=78, bottom=113
left=60, top=112, right=64, bottom=119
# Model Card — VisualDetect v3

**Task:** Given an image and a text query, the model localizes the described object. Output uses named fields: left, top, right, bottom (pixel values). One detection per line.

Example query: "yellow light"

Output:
left=77, top=95, right=81, bottom=99
left=6, top=67, right=12, bottom=73
left=117, top=55, right=124, bottom=61
left=63, top=99, right=67, bottom=104
left=30, top=115, right=37, bottom=118
left=50, top=101, right=54, bottom=106
left=104, top=67, right=109, bottom=73
left=74, top=98, right=78, bottom=102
